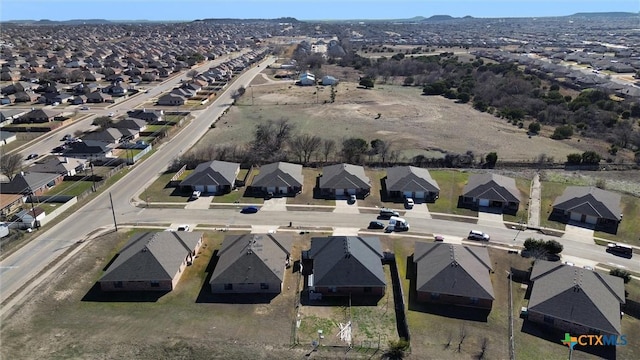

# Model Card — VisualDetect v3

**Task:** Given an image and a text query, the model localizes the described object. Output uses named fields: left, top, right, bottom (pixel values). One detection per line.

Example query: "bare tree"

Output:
left=457, top=323, right=466, bottom=353
left=478, top=337, right=489, bottom=360
left=321, top=138, right=336, bottom=163
left=0, top=153, right=23, bottom=181
left=252, top=118, right=295, bottom=163
left=290, top=134, right=322, bottom=164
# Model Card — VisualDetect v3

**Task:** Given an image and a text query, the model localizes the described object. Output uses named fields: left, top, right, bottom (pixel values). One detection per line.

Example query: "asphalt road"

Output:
left=1, top=54, right=637, bottom=311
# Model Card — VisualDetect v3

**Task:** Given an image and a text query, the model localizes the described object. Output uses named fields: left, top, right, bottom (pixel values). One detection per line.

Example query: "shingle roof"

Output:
left=386, top=166, right=440, bottom=193
left=100, top=231, right=203, bottom=282
left=462, top=173, right=520, bottom=203
left=251, top=162, right=303, bottom=188
left=309, top=236, right=385, bottom=287
left=209, top=234, right=292, bottom=285
left=0, top=172, right=61, bottom=194
left=319, top=163, right=370, bottom=190
left=29, top=156, right=85, bottom=174
left=82, top=128, right=123, bottom=142
left=413, top=242, right=494, bottom=300
left=528, top=260, right=625, bottom=335
left=552, top=186, right=621, bottom=221
left=180, top=160, right=239, bottom=187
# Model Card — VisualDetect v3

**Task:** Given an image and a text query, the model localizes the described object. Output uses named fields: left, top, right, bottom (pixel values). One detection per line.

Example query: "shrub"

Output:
left=566, top=153, right=582, bottom=165
left=551, top=125, right=573, bottom=140
left=528, top=122, right=541, bottom=134
left=610, top=268, right=632, bottom=284
left=544, top=240, right=563, bottom=255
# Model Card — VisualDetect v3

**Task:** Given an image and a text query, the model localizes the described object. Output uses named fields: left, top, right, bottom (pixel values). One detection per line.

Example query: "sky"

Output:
left=1, top=0, right=638, bottom=21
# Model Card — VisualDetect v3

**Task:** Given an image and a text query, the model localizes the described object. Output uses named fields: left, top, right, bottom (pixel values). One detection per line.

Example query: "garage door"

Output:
left=414, top=191, right=425, bottom=199
left=194, top=185, right=205, bottom=192
left=335, top=189, right=344, bottom=196
left=403, top=191, right=413, bottom=198
left=479, top=199, right=490, bottom=207
left=585, top=215, right=598, bottom=225
left=347, top=189, right=356, bottom=195
left=267, top=187, right=276, bottom=194
left=570, top=212, right=582, bottom=222
left=206, top=185, right=218, bottom=193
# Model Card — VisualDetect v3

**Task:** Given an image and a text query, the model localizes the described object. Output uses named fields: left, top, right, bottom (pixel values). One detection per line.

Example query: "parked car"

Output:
left=434, top=235, right=445, bottom=242
left=468, top=230, right=490, bottom=241
left=62, top=134, right=72, bottom=141
left=564, top=261, right=575, bottom=267
left=379, top=208, right=400, bottom=219
left=241, top=206, right=259, bottom=214
left=191, top=190, right=201, bottom=200
left=80, top=106, right=90, bottom=110
left=108, top=112, right=114, bottom=117
left=26, top=153, right=38, bottom=160
left=405, top=197, right=414, bottom=209
left=177, top=225, right=190, bottom=231
left=349, top=194, right=357, bottom=204
left=368, top=221, right=385, bottom=229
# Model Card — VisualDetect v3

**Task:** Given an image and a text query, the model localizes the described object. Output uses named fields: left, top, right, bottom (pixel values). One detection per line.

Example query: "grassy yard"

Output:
left=286, top=167, right=335, bottom=206
left=428, top=170, right=477, bottom=217
left=361, top=168, right=387, bottom=208
left=46, top=181, right=94, bottom=197
left=503, top=177, right=532, bottom=224
left=539, top=181, right=568, bottom=231
left=142, top=171, right=191, bottom=203
left=595, top=193, right=640, bottom=246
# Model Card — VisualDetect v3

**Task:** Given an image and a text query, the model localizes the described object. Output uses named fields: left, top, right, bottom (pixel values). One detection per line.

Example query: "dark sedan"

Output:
left=368, top=221, right=385, bottom=229
left=241, top=206, right=259, bottom=214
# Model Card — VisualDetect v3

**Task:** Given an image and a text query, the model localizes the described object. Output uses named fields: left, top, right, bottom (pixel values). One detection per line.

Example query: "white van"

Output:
left=388, top=216, right=409, bottom=232
left=468, top=230, right=490, bottom=241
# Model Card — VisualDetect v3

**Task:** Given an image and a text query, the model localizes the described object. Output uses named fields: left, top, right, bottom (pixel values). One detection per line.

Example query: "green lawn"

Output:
left=595, top=194, right=640, bottom=246
left=361, top=169, right=387, bottom=208
left=142, top=172, right=191, bottom=203
left=286, top=168, right=335, bottom=206
left=145, top=124, right=172, bottom=133
left=503, top=178, right=532, bottom=224
left=46, top=181, right=94, bottom=197
left=428, top=170, right=477, bottom=216
left=539, top=181, right=568, bottom=231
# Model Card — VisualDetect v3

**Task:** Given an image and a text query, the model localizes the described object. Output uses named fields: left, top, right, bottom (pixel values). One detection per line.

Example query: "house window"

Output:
left=543, top=315, right=554, bottom=325
left=150, top=281, right=160, bottom=287
left=430, top=292, right=440, bottom=300
left=329, top=287, right=337, bottom=293
left=114, top=281, right=123, bottom=288
left=260, top=283, right=269, bottom=290
left=224, top=283, right=233, bottom=291
left=364, top=287, right=372, bottom=293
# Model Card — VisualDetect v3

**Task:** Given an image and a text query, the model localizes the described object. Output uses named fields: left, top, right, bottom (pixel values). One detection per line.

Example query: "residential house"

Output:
left=303, top=236, right=386, bottom=298
left=321, top=75, right=338, bottom=86
left=210, top=234, right=292, bottom=294
left=99, top=231, right=204, bottom=292
left=385, top=166, right=440, bottom=202
left=0, top=131, right=17, bottom=146
left=16, top=109, right=61, bottom=124
left=112, top=118, right=147, bottom=133
left=180, top=160, right=240, bottom=195
left=29, top=156, right=87, bottom=176
left=0, top=171, right=63, bottom=196
left=86, top=91, right=112, bottom=103
left=157, top=93, right=186, bottom=106
left=413, top=242, right=495, bottom=309
left=527, top=260, right=625, bottom=336
left=318, top=163, right=371, bottom=198
left=82, top=128, right=125, bottom=145
left=299, top=72, right=316, bottom=86
left=127, top=109, right=163, bottom=123
left=460, top=173, right=521, bottom=214
left=551, top=186, right=622, bottom=232
left=0, top=193, right=23, bottom=219
left=61, top=140, right=114, bottom=161
left=250, top=162, right=303, bottom=196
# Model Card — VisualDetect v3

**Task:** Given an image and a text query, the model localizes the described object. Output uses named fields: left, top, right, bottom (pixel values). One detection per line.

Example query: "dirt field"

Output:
left=200, top=77, right=606, bottom=162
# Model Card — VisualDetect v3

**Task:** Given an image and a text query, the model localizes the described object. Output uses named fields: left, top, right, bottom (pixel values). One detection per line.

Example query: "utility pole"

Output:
left=90, top=162, right=96, bottom=192
left=28, top=189, right=39, bottom=229
left=109, top=192, right=118, bottom=232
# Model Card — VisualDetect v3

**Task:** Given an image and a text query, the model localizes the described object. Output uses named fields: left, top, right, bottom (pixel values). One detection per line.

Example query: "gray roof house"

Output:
left=413, top=242, right=494, bottom=309
left=82, top=128, right=124, bottom=144
left=551, top=186, right=622, bottom=232
left=304, top=236, right=385, bottom=298
left=99, top=231, right=204, bottom=292
left=180, top=160, right=240, bottom=195
left=29, top=156, right=87, bottom=176
left=461, top=173, right=521, bottom=214
left=385, top=166, right=440, bottom=202
left=527, top=260, right=625, bottom=336
left=0, top=171, right=63, bottom=196
left=210, top=234, right=292, bottom=294
left=318, top=163, right=371, bottom=198
left=250, top=162, right=303, bottom=196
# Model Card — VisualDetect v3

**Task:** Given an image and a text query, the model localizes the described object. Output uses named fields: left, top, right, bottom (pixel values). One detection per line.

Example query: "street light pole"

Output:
left=28, top=189, right=39, bottom=229
left=109, top=192, right=118, bottom=232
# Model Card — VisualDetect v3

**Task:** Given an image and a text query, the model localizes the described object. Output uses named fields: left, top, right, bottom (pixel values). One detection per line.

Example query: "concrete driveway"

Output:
left=403, top=203, right=432, bottom=219
left=477, top=211, right=503, bottom=226
left=184, top=196, right=212, bottom=210
left=334, top=199, right=360, bottom=214
left=260, top=198, right=287, bottom=212
left=562, top=224, right=594, bottom=244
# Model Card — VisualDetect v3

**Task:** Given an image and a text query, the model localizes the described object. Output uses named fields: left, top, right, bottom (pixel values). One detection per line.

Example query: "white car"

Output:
left=177, top=225, right=190, bottom=231
left=405, top=197, right=414, bottom=209
left=191, top=190, right=201, bottom=200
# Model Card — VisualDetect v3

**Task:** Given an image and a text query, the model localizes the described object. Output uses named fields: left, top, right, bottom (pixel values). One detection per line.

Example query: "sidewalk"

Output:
left=527, top=172, right=541, bottom=228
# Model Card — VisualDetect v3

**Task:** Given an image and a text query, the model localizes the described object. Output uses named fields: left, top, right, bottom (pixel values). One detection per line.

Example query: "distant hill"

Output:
left=194, top=17, right=300, bottom=23
left=423, top=15, right=455, bottom=21
left=568, top=12, right=638, bottom=18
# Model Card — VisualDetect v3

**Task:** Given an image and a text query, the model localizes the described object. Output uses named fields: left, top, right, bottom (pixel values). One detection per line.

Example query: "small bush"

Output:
left=610, top=268, right=632, bottom=284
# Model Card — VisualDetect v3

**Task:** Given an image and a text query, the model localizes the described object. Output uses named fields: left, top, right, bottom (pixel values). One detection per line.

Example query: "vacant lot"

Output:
left=199, top=80, right=598, bottom=162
